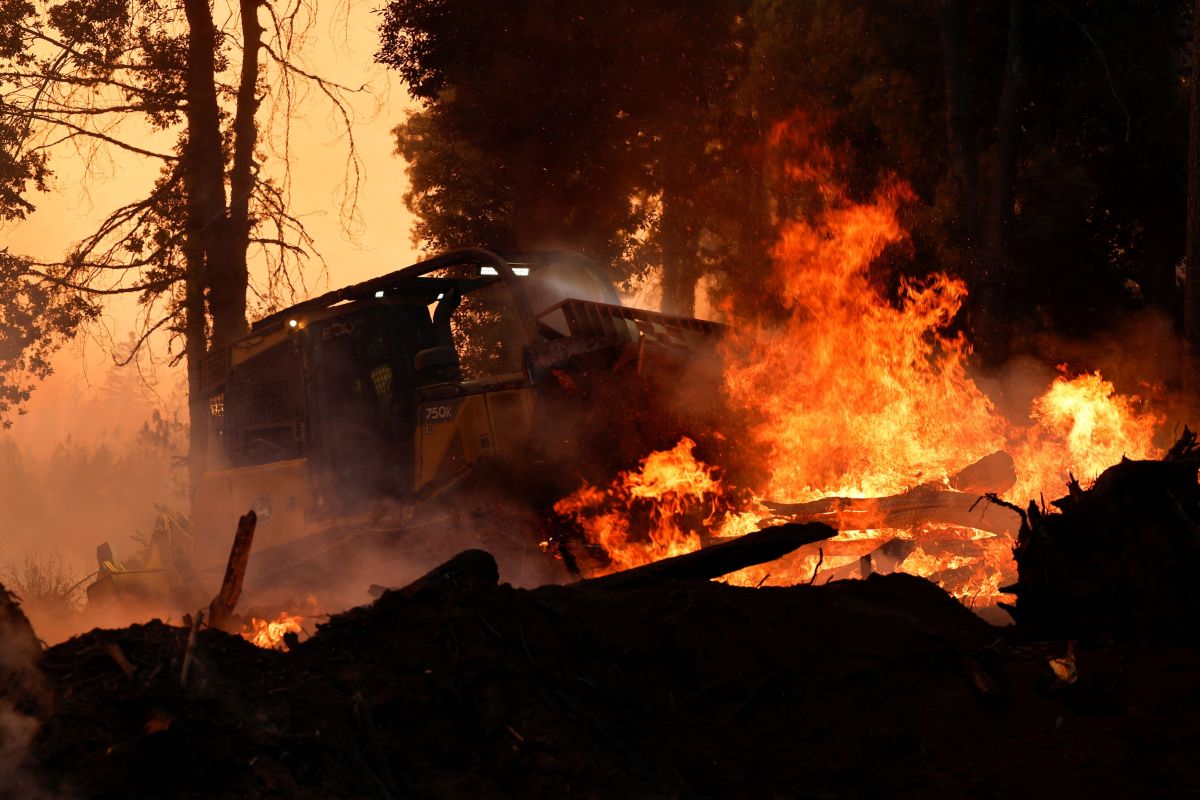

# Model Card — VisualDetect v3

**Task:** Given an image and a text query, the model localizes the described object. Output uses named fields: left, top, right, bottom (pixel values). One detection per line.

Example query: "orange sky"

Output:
left=1, top=1, right=421, bottom=451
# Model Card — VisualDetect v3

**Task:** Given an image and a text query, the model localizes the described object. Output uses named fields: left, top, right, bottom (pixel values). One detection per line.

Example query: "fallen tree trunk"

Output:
left=583, top=522, right=836, bottom=590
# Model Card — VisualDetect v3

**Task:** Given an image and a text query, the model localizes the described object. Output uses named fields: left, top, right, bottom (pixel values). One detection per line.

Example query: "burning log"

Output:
left=207, top=511, right=257, bottom=633
left=584, top=522, right=835, bottom=590
left=948, top=451, right=1016, bottom=494
left=765, top=451, right=1018, bottom=536
left=764, top=484, right=1022, bottom=538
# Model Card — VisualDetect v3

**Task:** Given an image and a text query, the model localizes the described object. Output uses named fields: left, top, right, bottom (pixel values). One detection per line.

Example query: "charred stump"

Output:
left=1004, top=429, right=1200, bottom=642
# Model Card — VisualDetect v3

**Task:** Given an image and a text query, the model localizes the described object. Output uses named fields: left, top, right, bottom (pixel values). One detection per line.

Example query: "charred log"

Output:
left=583, top=522, right=835, bottom=590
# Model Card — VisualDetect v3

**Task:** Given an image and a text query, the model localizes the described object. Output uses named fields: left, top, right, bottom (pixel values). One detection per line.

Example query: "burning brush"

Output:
left=555, top=118, right=1165, bottom=608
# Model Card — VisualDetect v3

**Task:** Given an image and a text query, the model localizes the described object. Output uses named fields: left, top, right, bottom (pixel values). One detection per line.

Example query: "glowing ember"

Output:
left=241, top=612, right=305, bottom=650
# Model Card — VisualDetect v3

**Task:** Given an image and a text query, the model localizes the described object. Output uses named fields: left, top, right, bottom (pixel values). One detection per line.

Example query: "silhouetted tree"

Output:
left=0, top=0, right=360, bottom=486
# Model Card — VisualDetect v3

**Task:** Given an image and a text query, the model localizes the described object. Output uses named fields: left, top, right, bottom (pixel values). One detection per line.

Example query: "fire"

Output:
left=241, top=611, right=305, bottom=651
left=554, top=437, right=742, bottom=573
left=1012, top=372, right=1162, bottom=501
left=554, top=116, right=1166, bottom=605
left=721, top=152, right=1005, bottom=502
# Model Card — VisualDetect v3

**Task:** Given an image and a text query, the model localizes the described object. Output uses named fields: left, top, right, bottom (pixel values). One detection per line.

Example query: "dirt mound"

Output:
left=25, top=551, right=1200, bottom=798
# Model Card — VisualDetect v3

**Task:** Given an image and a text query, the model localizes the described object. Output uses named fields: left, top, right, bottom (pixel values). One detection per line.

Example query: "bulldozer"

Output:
left=87, top=249, right=723, bottom=609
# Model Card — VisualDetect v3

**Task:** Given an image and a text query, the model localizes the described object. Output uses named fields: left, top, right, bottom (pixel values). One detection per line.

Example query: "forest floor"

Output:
left=10, top=553, right=1200, bottom=799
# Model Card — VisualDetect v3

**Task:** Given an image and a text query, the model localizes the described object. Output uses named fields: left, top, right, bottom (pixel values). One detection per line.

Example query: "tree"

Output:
left=378, top=0, right=750, bottom=315
left=0, top=109, right=94, bottom=425
left=1187, top=0, right=1200, bottom=384
left=0, top=0, right=360, bottom=488
left=0, top=252, right=97, bottom=426
left=380, top=0, right=1191, bottom=366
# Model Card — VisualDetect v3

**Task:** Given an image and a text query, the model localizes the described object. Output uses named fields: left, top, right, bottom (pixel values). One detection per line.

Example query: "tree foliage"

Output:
left=0, top=0, right=359, bottom=468
left=0, top=253, right=97, bottom=426
left=380, top=0, right=1192, bottom=356
left=379, top=0, right=750, bottom=314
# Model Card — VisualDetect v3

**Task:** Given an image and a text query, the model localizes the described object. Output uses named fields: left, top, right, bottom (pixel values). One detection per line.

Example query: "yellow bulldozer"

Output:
left=87, top=249, right=723, bottom=610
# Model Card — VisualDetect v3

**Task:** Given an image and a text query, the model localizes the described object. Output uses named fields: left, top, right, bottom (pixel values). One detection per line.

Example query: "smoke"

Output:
left=0, top=352, right=187, bottom=644
left=0, top=585, right=54, bottom=800
left=974, top=306, right=1191, bottom=445
left=235, top=480, right=574, bottom=628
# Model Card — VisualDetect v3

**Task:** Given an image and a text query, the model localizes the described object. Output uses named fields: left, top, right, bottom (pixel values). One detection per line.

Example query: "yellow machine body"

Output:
left=89, top=249, right=721, bottom=597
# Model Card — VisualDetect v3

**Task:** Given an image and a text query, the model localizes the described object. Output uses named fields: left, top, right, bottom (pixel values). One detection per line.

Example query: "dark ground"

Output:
left=10, top=560, right=1200, bottom=800
left=8, top=444, right=1200, bottom=799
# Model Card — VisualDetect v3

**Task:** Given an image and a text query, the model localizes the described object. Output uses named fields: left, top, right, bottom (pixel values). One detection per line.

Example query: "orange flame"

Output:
left=241, top=611, right=305, bottom=651
left=553, top=437, right=741, bottom=573
left=722, top=180, right=1006, bottom=502
left=1012, top=372, right=1162, bottom=500
left=554, top=117, right=1165, bottom=605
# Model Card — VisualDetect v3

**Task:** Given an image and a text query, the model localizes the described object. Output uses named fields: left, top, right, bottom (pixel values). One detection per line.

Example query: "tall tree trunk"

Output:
left=660, top=195, right=698, bottom=317
left=184, top=238, right=209, bottom=495
left=660, top=156, right=698, bottom=317
left=1186, top=0, right=1200, bottom=388
left=228, top=0, right=262, bottom=308
left=183, top=0, right=242, bottom=349
left=984, top=0, right=1025, bottom=286
left=182, top=0, right=255, bottom=495
left=975, top=0, right=1024, bottom=364
left=938, top=0, right=979, bottom=250
left=735, top=118, right=773, bottom=316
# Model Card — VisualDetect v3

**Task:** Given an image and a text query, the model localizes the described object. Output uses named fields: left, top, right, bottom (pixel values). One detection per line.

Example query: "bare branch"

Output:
left=21, top=112, right=177, bottom=160
left=114, top=314, right=173, bottom=366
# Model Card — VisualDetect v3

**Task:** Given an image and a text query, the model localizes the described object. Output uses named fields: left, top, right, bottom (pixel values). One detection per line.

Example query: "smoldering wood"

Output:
left=180, top=609, right=203, bottom=687
left=207, top=510, right=257, bottom=632
left=583, top=522, right=836, bottom=590
left=104, top=642, right=135, bottom=680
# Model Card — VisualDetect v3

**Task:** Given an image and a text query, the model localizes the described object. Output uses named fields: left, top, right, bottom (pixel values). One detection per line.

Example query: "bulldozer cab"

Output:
left=190, top=249, right=621, bottom=569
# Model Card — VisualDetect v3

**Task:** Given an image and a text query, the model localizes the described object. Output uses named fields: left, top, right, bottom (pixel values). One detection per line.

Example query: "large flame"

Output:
left=1012, top=372, right=1162, bottom=501
left=722, top=180, right=1005, bottom=502
left=556, top=118, right=1164, bottom=603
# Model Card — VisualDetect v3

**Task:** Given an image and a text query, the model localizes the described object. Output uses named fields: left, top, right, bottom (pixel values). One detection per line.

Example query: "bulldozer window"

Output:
left=311, top=306, right=431, bottom=503
left=426, top=269, right=528, bottom=380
